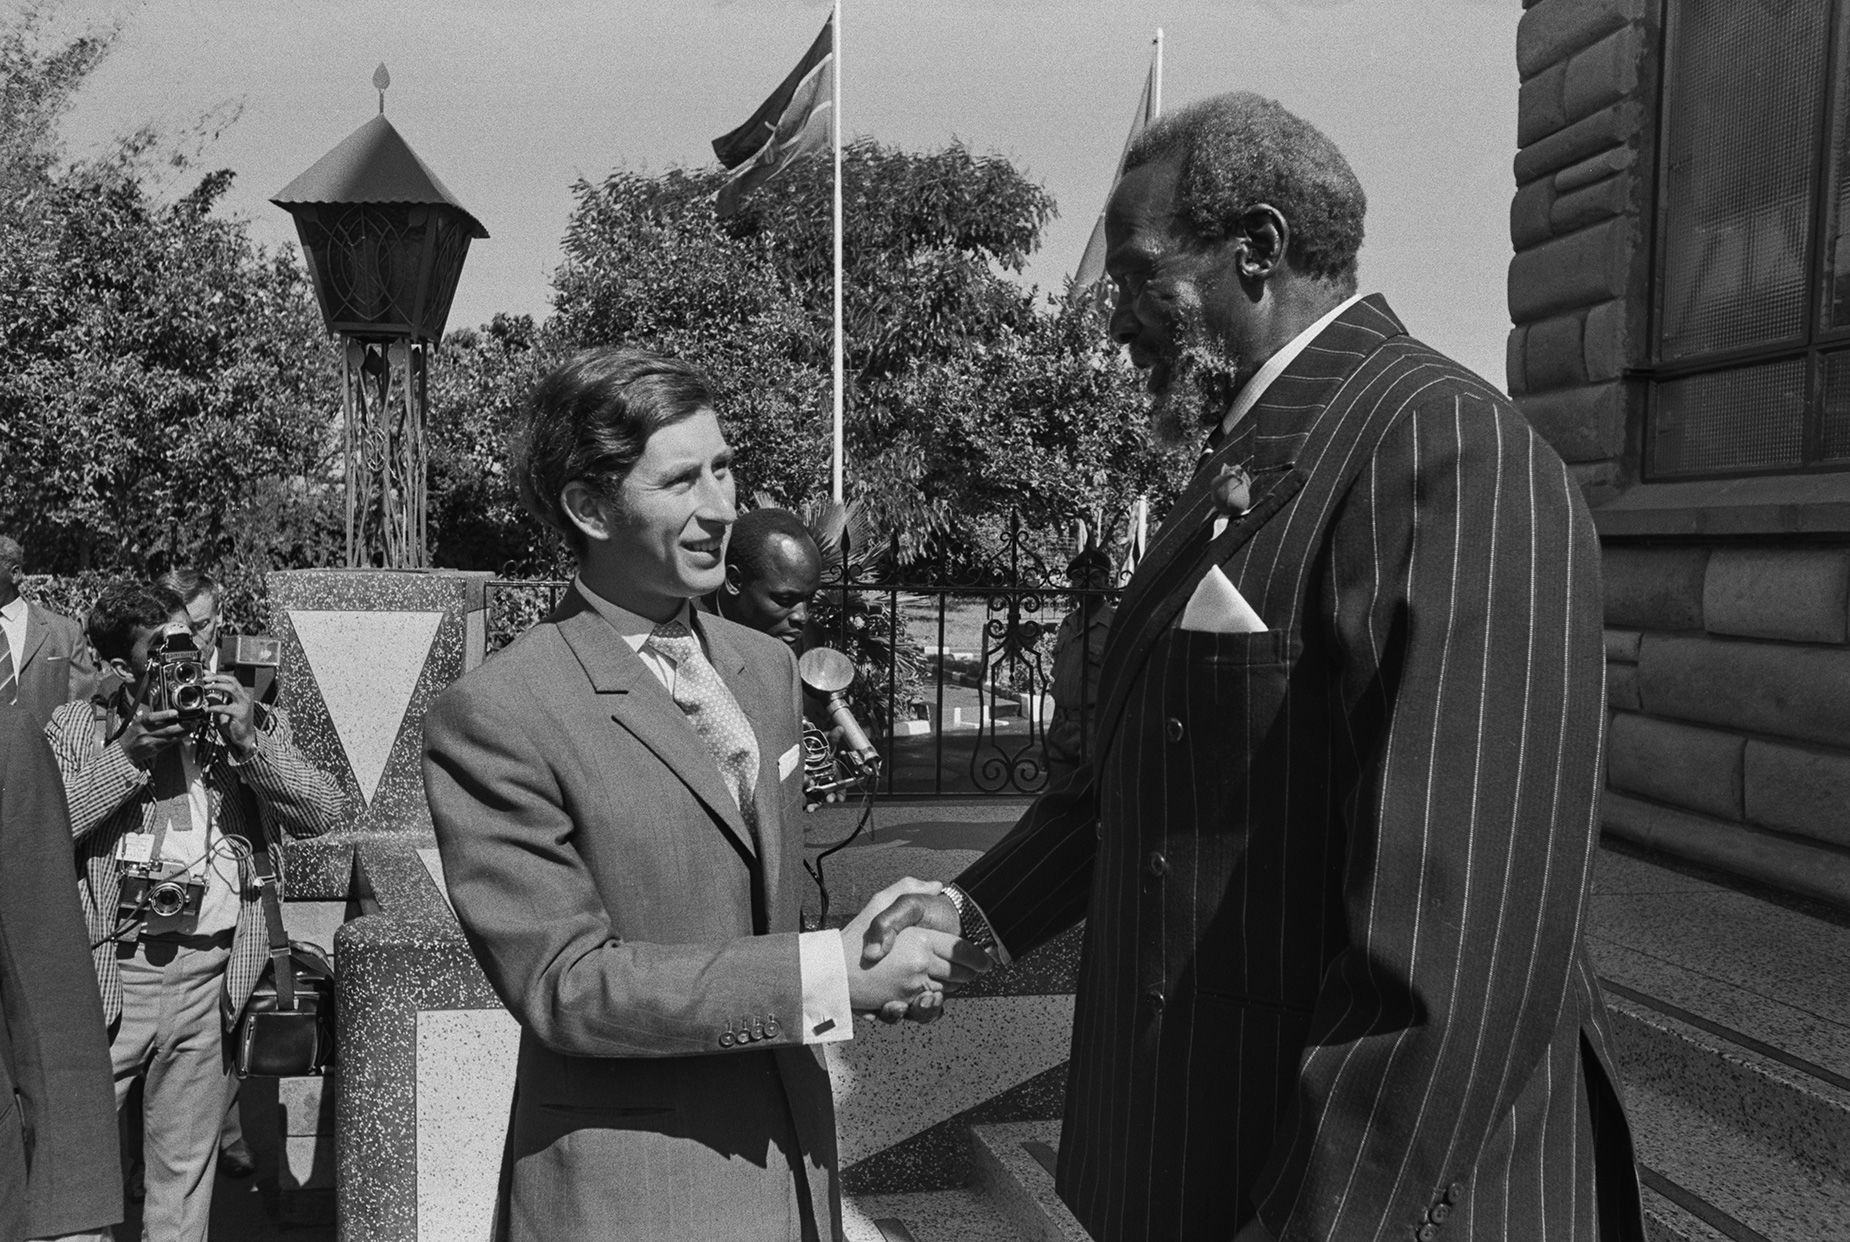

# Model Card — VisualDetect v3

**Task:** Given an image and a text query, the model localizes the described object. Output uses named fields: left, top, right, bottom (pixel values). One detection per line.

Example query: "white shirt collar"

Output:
left=1218, top=291, right=1366, bottom=437
left=574, top=575, right=691, bottom=654
left=0, top=596, right=25, bottom=624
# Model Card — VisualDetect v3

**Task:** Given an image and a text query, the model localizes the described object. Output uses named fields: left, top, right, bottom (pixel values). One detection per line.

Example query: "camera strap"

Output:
left=248, top=848, right=297, bottom=1011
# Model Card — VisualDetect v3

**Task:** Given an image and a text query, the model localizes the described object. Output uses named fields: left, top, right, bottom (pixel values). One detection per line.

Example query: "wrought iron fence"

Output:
left=482, top=514, right=1120, bottom=797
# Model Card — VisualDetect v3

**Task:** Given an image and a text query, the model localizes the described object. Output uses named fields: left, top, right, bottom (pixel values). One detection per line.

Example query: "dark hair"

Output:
left=158, top=567, right=220, bottom=608
left=513, top=347, right=718, bottom=555
left=87, top=581, right=185, bottom=665
left=0, top=536, right=21, bottom=570
left=729, top=508, right=820, bottom=583
left=1124, top=91, right=1366, bottom=284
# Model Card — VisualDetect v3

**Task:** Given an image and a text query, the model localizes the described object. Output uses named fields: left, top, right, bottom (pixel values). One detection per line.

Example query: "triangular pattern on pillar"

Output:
left=289, top=609, right=442, bottom=805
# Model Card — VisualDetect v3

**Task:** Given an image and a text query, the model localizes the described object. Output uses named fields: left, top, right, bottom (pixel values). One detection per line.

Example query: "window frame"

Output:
left=1645, top=0, right=1850, bottom=480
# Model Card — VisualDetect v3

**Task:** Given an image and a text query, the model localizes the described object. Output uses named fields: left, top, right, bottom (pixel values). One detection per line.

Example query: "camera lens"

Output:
left=175, top=685, right=205, bottom=711
left=149, top=881, right=187, bottom=917
left=173, top=663, right=201, bottom=686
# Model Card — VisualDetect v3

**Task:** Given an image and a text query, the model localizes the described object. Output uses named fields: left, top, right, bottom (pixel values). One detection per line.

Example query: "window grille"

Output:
left=1648, top=0, right=1850, bottom=478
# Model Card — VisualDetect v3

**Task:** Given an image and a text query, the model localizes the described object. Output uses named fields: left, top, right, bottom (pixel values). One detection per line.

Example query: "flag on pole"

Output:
left=1067, top=40, right=1161, bottom=305
left=712, top=18, right=834, bottom=218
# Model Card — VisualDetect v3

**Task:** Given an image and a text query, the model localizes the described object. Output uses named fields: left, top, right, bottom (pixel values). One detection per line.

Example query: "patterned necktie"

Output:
left=646, top=621, right=760, bottom=827
left=0, top=625, right=14, bottom=707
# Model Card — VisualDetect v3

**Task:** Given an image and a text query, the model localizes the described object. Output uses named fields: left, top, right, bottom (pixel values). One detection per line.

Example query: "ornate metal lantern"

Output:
left=273, top=72, right=487, bottom=568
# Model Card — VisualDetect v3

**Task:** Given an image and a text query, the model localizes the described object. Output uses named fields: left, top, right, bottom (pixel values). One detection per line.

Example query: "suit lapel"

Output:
left=1092, top=294, right=1407, bottom=763
left=554, top=591, right=758, bottom=863
left=695, top=613, right=784, bottom=908
left=1092, top=463, right=1307, bottom=763
left=18, top=603, right=50, bottom=670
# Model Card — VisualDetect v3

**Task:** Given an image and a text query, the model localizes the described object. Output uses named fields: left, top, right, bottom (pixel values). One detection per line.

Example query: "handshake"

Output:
left=838, top=879, right=990, bottom=1023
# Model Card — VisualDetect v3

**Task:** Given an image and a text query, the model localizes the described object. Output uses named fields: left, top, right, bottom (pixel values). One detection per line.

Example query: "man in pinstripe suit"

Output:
left=868, top=93, right=1645, bottom=1241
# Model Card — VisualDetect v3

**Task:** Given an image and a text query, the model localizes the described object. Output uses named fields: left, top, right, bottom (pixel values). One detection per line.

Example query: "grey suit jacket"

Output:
left=960, top=297, right=1644, bottom=1242
left=0, top=707, right=119, bottom=1241
left=12, top=603, right=94, bottom=728
left=423, top=589, right=836, bottom=1242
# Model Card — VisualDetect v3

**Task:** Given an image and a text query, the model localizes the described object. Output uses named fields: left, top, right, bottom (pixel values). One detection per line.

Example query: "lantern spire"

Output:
left=374, top=63, right=390, bottom=115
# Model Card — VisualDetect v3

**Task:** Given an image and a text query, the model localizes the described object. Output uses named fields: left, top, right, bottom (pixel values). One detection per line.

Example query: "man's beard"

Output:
left=1146, top=336, right=1244, bottom=450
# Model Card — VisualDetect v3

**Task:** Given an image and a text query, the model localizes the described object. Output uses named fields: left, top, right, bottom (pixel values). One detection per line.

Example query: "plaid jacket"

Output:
left=46, top=698, right=345, bottom=1029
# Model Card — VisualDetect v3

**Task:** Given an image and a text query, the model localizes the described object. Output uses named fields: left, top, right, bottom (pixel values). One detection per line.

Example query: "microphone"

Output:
left=797, top=647, right=880, bottom=774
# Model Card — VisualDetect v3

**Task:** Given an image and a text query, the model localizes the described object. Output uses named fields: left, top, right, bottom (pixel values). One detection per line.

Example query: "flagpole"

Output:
left=831, top=0, right=845, bottom=505
left=1153, top=27, right=1163, bottom=115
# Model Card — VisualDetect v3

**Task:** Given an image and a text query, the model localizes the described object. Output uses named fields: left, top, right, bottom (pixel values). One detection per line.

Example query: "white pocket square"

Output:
left=1179, top=565, right=1268, bottom=634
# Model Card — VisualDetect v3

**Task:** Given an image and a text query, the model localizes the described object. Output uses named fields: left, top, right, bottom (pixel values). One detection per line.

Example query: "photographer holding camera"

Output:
left=41, top=582, right=343, bottom=1242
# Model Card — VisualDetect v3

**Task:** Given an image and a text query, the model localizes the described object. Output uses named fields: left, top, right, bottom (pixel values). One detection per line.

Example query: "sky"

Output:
left=51, top=0, right=1522, bottom=387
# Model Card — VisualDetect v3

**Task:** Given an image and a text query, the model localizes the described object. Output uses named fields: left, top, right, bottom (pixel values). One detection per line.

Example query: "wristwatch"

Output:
left=942, top=883, right=1001, bottom=960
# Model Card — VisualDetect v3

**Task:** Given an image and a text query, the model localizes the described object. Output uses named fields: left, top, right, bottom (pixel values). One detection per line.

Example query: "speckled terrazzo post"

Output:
left=334, top=840, right=502, bottom=1242
left=266, top=568, right=492, bottom=837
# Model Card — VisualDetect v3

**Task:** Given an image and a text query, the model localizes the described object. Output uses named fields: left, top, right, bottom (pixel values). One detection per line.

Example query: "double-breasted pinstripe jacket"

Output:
left=46, top=697, right=344, bottom=1029
left=959, top=297, right=1644, bottom=1242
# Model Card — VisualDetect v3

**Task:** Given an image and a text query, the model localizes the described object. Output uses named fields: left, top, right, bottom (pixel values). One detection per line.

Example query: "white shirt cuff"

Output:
left=797, top=929, right=855, bottom=1044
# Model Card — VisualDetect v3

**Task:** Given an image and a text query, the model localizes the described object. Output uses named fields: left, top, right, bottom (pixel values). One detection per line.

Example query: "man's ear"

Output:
left=722, top=563, right=744, bottom=596
left=560, top=481, right=612, bottom=544
left=1234, top=205, right=1290, bottom=281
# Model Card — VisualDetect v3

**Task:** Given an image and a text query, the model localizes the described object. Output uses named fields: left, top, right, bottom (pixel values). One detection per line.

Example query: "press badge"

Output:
left=116, top=832, right=156, bottom=865
left=779, top=744, right=800, bottom=780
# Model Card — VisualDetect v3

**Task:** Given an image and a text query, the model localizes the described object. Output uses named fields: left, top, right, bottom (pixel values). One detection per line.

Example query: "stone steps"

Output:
left=845, top=1122, right=1084, bottom=1242
left=1607, top=989, right=1850, bottom=1240
left=967, top=1121, right=1091, bottom=1242
left=843, top=1187, right=1029, bottom=1242
left=1591, top=850, right=1850, bottom=1242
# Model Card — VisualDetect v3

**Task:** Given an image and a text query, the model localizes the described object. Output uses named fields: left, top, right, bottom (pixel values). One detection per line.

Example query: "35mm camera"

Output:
left=119, top=860, right=206, bottom=936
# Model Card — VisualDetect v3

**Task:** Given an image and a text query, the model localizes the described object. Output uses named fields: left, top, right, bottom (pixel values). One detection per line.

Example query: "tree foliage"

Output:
left=0, top=9, right=342, bottom=627
left=533, top=141, right=1193, bottom=574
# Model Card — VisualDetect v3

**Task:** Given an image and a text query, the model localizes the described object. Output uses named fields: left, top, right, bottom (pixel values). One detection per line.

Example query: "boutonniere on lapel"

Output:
left=1208, top=463, right=1254, bottom=537
left=1210, top=462, right=1254, bottom=515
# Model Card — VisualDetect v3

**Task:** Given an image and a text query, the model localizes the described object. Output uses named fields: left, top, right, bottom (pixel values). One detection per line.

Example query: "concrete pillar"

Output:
left=266, top=569, right=492, bottom=836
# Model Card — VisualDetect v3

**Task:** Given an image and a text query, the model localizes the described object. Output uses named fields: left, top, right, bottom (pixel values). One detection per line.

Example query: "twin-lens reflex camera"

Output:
left=114, top=623, right=237, bottom=935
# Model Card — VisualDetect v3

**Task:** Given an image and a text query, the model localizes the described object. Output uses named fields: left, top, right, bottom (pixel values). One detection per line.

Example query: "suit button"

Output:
left=1417, top=1226, right=1436, bottom=1242
left=1143, top=987, right=1165, bottom=1015
left=719, top=1031, right=735, bottom=1048
left=751, top=1018, right=766, bottom=1041
left=764, top=1017, right=781, bottom=1039
left=1146, top=851, right=1167, bottom=877
left=1165, top=717, right=1184, bottom=742
left=1430, top=1203, right=1450, bottom=1224
left=1446, top=1183, right=1462, bottom=1204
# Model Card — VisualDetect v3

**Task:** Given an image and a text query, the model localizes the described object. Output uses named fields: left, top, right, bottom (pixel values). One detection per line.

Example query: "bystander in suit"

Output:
left=1043, top=546, right=1115, bottom=788
left=866, top=92, right=1644, bottom=1242
left=0, top=537, right=95, bottom=728
left=0, top=707, right=120, bottom=1242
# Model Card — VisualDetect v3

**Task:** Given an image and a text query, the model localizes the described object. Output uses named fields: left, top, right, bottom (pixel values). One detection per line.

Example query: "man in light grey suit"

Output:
left=423, top=348, right=988, bottom=1242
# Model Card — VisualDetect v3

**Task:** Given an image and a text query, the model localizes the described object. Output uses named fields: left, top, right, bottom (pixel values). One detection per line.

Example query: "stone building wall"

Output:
left=1510, top=0, right=1850, bottom=912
